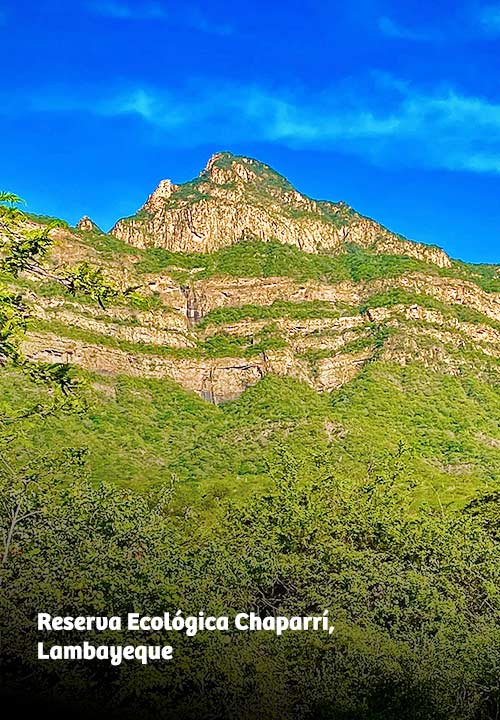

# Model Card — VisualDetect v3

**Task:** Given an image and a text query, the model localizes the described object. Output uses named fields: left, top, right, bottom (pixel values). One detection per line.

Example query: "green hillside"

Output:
left=2, top=168, right=500, bottom=719
left=3, top=356, right=500, bottom=513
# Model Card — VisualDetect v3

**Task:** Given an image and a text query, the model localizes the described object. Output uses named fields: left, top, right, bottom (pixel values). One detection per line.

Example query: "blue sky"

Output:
left=2, top=0, right=500, bottom=262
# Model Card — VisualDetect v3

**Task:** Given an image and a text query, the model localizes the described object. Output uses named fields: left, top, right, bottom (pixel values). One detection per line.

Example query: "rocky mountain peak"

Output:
left=202, top=152, right=291, bottom=189
left=110, top=152, right=451, bottom=267
left=202, top=153, right=256, bottom=185
left=77, top=216, right=99, bottom=232
left=203, top=151, right=256, bottom=174
left=203, top=151, right=233, bottom=173
left=144, top=179, right=178, bottom=212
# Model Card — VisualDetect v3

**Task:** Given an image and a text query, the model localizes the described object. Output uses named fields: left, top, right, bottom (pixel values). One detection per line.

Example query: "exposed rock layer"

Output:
left=12, top=153, right=500, bottom=403
left=111, top=153, right=451, bottom=268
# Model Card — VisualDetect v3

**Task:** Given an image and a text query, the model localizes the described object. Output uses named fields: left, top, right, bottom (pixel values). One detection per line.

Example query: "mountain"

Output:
left=111, top=151, right=450, bottom=267
left=4, top=153, right=500, bottom=718
left=5, top=152, right=500, bottom=504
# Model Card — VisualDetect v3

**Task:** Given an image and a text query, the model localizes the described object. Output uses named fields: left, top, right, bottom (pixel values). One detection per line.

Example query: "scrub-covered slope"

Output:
left=3, top=153, right=500, bottom=505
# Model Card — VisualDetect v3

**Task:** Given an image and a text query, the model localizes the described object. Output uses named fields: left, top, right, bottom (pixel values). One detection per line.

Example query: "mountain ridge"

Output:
left=2, top=159, right=500, bottom=504
left=5, top=151, right=499, bottom=411
left=110, top=152, right=451, bottom=267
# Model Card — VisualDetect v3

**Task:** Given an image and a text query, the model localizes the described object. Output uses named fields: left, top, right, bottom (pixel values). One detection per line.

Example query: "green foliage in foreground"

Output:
left=1, top=452, right=500, bottom=719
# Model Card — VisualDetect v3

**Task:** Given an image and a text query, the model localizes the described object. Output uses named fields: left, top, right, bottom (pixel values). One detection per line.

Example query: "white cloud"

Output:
left=378, top=16, right=438, bottom=42
left=17, top=75, right=500, bottom=175
left=88, top=1, right=167, bottom=20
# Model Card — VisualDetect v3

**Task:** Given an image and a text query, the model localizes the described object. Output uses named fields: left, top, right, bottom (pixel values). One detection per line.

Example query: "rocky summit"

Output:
left=9, top=152, right=500, bottom=411
left=111, top=152, right=450, bottom=266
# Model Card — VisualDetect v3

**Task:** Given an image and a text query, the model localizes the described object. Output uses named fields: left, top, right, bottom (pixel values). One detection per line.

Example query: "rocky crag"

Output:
left=112, top=152, right=450, bottom=267
left=11, top=152, right=500, bottom=403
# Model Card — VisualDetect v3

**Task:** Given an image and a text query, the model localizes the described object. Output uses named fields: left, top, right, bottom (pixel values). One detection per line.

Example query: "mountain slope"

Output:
left=3, top=159, right=500, bottom=720
left=4, top=152, right=500, bottom=507
left=111, top=152, right=450, bottom=266
left=20, top=230, right=500, bottom=402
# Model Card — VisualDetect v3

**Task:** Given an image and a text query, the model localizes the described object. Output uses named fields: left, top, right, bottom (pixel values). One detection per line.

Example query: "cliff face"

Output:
left=23, top=268, right=500, bottom=402
left=111, top=152, right=451, bottom=268
left=10, top=151, right=500, bottom=405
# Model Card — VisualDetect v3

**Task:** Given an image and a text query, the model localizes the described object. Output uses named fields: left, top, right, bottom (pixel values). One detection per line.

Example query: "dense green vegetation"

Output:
left=2, top=443, right=500, bottom=719
left=130, top=238, right=500, bottom=294
left=452, top=259, right=500, bottom=293
left=2, top=192, right=500, bottom=718
left=133, top=240, right=433, bottom=282
left=2, top=360, right=499, bottom=507
left=74, top=225, right=140, bottom=257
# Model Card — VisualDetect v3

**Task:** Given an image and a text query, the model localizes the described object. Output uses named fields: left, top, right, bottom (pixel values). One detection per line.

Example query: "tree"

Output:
left=0, top=193, right=112, bottom=576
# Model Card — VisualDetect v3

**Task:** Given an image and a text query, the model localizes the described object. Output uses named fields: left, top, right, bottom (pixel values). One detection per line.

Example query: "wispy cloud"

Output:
left=87, top=0, right=233, bottom=34
left=88, top=1, right=167, bottom=20
left=378, top=16, right=439, bottom=42
left=14, top=74, right=500, bottom=175
left=477, top=3, right=500, bottom=32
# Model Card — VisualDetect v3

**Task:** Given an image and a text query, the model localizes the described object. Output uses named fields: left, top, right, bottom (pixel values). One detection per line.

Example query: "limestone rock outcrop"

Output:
left=77, top=216, right=100, bottom=233
left=111, top=152, right=451, bottom=268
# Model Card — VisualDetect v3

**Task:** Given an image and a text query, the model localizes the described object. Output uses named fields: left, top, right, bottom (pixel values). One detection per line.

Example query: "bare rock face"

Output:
left=143, top=179, right=178, bottom=213
left=111, top=152, right=451, bottom=267
left=22, top=332, right=369, bottom=401
left=77, top=216, right=99, bottom=232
